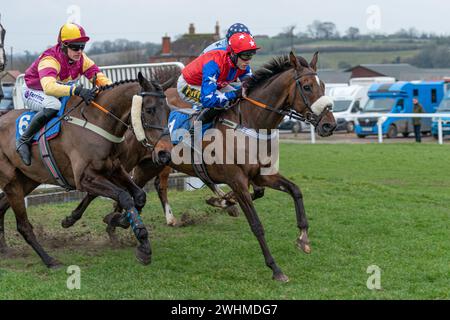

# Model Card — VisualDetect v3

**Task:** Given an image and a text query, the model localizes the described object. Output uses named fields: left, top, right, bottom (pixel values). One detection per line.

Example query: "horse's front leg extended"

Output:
left=254, top=173, right=311, bottom=254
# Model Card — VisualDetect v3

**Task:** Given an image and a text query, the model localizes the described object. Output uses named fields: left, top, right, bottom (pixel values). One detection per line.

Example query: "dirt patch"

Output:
left=1, top=223, right=139, bottom=260
left=175, top=210, right=216, bottom=227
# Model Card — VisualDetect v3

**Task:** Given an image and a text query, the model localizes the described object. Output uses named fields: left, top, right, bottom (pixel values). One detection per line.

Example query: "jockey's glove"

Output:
left=74, top=85, right=97, bottom=104
left=233, top=88, right=243, bottom=100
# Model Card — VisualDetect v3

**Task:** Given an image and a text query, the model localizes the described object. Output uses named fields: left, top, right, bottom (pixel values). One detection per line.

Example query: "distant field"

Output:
left=252, top=50, right=420, bottom=70
left=1, top=143, right=449, bottom=299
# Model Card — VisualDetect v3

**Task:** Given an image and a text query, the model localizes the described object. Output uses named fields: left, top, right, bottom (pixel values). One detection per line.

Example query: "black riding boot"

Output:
left=16, top=108, right=58, bottom=166
left=189, top=108, right=223, bottom=135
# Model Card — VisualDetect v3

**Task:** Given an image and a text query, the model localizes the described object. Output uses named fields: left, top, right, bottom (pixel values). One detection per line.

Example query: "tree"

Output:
left=307, top=20, right=338, bottom=39
left=346, top=27, right=360, bottom=40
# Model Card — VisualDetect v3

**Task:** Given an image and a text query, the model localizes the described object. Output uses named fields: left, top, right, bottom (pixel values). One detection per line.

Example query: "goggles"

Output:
left=66, top=43, right=86, bottom=51
left=238, top=52, right=255, bottom=61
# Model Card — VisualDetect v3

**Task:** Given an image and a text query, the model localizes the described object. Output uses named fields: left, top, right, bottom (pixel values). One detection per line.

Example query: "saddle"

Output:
left=165, top=88, right=217, bottom=189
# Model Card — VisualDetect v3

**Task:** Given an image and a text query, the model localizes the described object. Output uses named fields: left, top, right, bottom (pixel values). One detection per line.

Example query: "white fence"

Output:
left=13, top=62, right=185, bottom=109
left=306, top=113, right=450, bottom=145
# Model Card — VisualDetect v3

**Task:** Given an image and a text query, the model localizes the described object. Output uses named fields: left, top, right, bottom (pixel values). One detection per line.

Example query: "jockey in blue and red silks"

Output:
left=17, top=23, right=112, bottom=166
left=177, top=32, right=261, bottom=125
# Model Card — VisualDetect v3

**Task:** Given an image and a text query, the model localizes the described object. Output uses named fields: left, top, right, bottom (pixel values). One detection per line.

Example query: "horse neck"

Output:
left=239, top=71, right=292, bottom=130
left=79, top=83, right=139, bottom=138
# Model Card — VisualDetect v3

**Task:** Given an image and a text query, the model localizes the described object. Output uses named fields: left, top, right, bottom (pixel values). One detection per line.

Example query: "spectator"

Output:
left=412, top=98, right=424, bottom=143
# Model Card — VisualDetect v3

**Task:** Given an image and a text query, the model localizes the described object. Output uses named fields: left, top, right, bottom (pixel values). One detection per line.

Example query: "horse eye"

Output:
left=303, top=85, right=312, bottom=92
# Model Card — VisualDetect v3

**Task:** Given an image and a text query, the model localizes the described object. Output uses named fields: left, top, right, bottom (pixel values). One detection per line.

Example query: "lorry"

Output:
left=431, top=86, right=450, bottom=139
left=355, top=81, right=445, bottom=138
left=328, top=78, right=397, bottom=133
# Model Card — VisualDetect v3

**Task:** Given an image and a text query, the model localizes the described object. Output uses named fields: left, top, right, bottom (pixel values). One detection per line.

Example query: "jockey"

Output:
left=17, top=23, right=112, bottom=166
left=202, top=23, right=252, bottom=54
left=177, top=32, right=260, bottom=126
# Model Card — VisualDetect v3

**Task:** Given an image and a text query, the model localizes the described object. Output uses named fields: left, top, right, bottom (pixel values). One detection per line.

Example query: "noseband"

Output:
left=137, top=91, right=170, bottom=150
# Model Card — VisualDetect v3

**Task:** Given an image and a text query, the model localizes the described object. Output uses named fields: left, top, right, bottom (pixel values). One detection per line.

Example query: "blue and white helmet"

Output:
left=226, top=23, right=251, bottom=41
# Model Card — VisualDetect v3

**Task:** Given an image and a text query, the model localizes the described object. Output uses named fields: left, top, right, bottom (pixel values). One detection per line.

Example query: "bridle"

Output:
left=243, top=69, right=331, bottom=127
left=137, top=90, right=170, bottom=151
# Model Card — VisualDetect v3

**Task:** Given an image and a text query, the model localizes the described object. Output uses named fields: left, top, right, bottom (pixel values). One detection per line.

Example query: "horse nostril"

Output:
left=157, top=151, right=171, bottom=165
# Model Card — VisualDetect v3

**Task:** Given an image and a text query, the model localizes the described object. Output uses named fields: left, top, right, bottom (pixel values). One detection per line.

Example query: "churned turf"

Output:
left=0, top=143, right=449, bottom=299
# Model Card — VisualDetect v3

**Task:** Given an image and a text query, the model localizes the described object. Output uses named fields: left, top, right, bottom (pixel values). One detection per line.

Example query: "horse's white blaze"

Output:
left=311, top=96, right=333, bottom=116
left=131, top=95, right=146, bottom=142
left=315, top=75, right=320, bottom=86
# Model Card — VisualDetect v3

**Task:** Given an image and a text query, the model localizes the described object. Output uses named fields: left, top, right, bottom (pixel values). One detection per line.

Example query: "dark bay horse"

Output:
left=123, top=51, right=335, bottom=281
left=64, top=52, right=336, bottom=281
left=0, top=72, right=172, bottom=267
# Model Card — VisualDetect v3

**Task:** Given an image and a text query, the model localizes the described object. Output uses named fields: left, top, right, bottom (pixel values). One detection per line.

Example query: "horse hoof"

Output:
left=296, top=238, right=311, bottom=254
left=61, top=217, right=75, bottom=229
left=135, top=246, right=152, bottom=266
left=166, top=218, right=177, bottom=227
left=225, top=204, right=240, bottom=217
left=47, top=259, right=63, bottom=269
left=273, top=273, right=289, bottom=283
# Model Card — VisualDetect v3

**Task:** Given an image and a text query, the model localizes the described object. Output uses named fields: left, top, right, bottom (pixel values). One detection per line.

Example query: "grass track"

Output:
left=0, top=143, right=449, bottom=299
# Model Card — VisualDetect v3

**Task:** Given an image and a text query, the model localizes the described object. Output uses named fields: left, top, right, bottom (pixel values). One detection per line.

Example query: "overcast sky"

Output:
left=1, top=0, right=448, bottom=54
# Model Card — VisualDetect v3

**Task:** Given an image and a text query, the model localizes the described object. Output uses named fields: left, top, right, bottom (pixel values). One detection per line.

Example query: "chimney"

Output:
left=215, top=21, right=220, bottom=37
left=162, top=34, right=171, bottom=55
left=189, top=23, right=195, bottom=35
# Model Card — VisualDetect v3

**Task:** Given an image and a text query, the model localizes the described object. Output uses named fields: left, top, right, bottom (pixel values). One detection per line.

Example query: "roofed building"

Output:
left=345, top=64, right=450, bottom=81
left=149, top=22, right=221, bottom=65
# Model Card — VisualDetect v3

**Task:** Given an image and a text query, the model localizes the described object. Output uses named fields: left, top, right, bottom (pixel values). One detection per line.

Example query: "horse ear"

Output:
left=289, top=51, right=305, bottom=72
left=310, top=51, right=319, bottom=72
left=138, top=72, right=149, bottom=88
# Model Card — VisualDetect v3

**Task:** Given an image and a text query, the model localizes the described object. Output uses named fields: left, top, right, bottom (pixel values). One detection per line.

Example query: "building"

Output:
left=149, top=22, right=221, bottom=65
left=0, top=70, right=21, bottom=84
left=345, top=64, right=450, bottom=81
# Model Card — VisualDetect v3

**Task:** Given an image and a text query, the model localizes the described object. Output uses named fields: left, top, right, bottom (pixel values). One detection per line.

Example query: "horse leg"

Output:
left=0, top=180, right=39, bottom=254
left=153, top=166, right=177, bottom=226
left=0, top=192, right=10, bottom=253
left=80, top=169, right=151, bottom=265
left=229, top=176, right=288, bottom=282
left=254, top=173, right=310, bottom=254
left=3, top=176, right=61, bottom=268
left=61, top=193, right=98, bottom=228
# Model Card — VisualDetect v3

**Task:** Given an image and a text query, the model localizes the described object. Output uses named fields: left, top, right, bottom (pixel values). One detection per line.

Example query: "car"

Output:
left=277, top=116, right=310, bottom=133
left=0, top=83, right=14, bottom=116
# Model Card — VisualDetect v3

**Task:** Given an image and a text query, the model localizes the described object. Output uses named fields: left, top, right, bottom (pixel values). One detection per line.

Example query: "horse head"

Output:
left=133, top=72, right=173, bottom=165
left=287, top=51, right=336, bottom=137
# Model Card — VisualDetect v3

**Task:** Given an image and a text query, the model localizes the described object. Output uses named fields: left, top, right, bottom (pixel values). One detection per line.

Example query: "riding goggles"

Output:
left=67, top=43, right=86, bottom=51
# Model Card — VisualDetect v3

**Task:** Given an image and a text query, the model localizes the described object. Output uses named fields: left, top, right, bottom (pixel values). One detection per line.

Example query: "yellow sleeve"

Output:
left=95, top=72, right=112, bottom=86
left=38, top=57, right=74, bottom=97
left=40, top=77, right=75, bottom=97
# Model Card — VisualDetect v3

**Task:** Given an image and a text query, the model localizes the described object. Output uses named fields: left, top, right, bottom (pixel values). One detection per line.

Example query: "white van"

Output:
left=329, top=85, right=368, bottom=132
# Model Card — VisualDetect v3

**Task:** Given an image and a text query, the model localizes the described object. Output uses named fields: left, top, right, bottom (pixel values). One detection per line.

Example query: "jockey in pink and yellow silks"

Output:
left=17, top=23, right=112, bottom=166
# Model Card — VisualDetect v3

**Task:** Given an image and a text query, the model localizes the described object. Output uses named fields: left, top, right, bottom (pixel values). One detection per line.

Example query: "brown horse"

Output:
left=0, top=72, right=172, bottom=267
left=115, top=51, right=336, bottom=281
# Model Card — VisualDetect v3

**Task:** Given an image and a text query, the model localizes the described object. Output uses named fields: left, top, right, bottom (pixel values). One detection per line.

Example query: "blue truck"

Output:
left=431, top=87, right=450, bottom=139
left=355, top=81, right=445, bottom=138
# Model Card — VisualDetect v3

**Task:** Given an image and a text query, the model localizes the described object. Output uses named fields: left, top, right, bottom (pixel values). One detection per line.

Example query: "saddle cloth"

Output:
left=15, top=96, right=70, bottom=143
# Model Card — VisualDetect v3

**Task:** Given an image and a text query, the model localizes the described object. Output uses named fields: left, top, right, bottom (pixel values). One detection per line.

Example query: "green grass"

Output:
left=1, top=143, right=450, bottom=299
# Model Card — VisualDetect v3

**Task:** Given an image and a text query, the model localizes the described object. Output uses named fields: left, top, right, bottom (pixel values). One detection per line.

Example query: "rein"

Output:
left=241, top=71, right=330, bottom=127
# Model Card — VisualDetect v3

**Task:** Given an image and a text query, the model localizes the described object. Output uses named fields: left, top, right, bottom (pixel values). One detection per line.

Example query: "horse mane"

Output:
left=244, top=55, right=310, bottom=93
left=98, top=79, right=139, bottom=92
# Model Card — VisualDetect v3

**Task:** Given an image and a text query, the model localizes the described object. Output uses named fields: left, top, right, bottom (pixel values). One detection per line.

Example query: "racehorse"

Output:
left=0, top=72, right=172, bottom=267
left=118, top=51, right=336, bottom=281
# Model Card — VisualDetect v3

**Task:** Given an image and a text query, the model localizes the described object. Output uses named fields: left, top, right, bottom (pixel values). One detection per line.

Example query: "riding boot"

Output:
left=16, top=108, right=58, bottom=166
left=189, top=108, right=223, bottom=135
